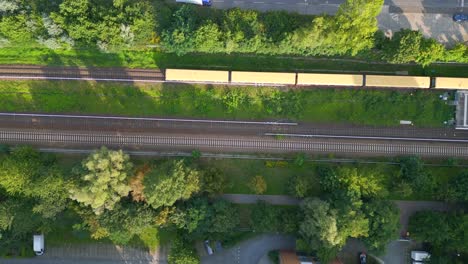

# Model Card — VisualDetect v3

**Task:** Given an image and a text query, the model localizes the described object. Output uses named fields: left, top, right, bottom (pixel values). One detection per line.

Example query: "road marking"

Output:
left=0, top=112, right=298, bottom=126
left=264, top=133, right=468, bottom=143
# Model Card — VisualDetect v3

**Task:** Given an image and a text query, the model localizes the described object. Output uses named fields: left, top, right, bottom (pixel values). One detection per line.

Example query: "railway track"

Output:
left=1, top=112, right=467, bottom=140
left=0, top=65, right=164, bottom=82
left=1, top=130, right=467, bottom=157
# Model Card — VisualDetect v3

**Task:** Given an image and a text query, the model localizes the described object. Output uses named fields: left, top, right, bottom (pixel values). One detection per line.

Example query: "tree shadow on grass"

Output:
left=35, top=48, right=136, bottom=84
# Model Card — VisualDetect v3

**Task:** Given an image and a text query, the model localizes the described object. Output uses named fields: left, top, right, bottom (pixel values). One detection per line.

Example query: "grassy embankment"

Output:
left=0, top=80, right=453, bottom=127
left=1, top=47, right=468, bottom=77
left=201, top=157, right=466, bottom=201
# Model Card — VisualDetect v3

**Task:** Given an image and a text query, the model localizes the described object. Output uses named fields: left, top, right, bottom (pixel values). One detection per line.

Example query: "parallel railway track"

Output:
left=0, top=65, right=165, bottom=82
left=0, top=113, right=466, bottom=140
left=1, top=130, right=467, bottom=157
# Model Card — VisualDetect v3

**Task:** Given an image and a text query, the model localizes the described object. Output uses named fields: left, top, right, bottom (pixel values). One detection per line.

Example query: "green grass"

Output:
left=198, top=156, right=467, bottom=201
left=0, top=80, right=453, bottom=127
left=1, top=46, right=468, bottom=77
left=201, top=158, right=320, bottom=196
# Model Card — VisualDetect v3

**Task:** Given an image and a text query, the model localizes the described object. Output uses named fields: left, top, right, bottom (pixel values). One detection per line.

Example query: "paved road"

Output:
left=394, top=200, right=459, bottom=236
left=380, top=240, right=417, bottom=264
left=222, top=194, right=301, bottom=205
left=201, top=234, right=295, bottom=264
left=212, top=0, right=465, bottom=15
left=0, top=244, right=168, bottom=264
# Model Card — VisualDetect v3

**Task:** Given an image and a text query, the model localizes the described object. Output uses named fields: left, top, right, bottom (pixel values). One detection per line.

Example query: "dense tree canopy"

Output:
left=409, top=211, right=468, bottom=262
left=168, top=236, right=200, bottom=264
left=397, top=156, right=434, bottom=196
left=0, top=0, right=466, bottom=65
left=0, top=147, right=69, bottom=218
left=362, top=200, right=400, bottom=253
left=70, top=147, right=132, bottom=215
left=74, top=200, right=158, bottom=244
left=443, top=171, right=468, bottom=203
left=201, top=167, right=230, bottom=197
left=143, top=160, right=201, bottom=209
left=299, top=198, right=341, bottom=250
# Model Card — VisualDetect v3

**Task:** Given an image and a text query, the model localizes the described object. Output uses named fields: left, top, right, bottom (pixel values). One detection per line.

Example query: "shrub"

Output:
left=248, top=175, right=267, bottom=194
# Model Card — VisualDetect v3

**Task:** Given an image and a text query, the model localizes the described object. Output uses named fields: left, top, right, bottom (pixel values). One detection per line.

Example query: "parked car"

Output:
left=359, top=252, right=367, bottom=264
left=453, top=13, right=468, bottom=22
left=204, top=240, right=214, bottom=255
left=176, top=0, right=212, bottom=6
left=33, top=234, right=45, bottom=256
left=411, top=251, right=430, bottom=263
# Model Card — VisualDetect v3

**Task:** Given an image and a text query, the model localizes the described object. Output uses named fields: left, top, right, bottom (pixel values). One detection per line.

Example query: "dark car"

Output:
left=453, top=13, right=468, bottom=22
left=359, top=252, right=367, bottom=264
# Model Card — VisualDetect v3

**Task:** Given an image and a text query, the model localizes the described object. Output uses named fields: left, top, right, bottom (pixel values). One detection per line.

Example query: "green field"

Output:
left=201, top=158, right=321, bottom=195
left=200, top=157, right=467, bottom=201
left=0, top=80, right=453, bottom=127
left=1, top=47, right=468, bottom=77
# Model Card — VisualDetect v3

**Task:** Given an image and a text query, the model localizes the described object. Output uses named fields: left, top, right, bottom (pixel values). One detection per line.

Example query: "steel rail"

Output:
left=0, top=76, right=165, bottom=83
left=0, top=130, right=467, bottom=157
left=264, top=133, right=468, bottom=143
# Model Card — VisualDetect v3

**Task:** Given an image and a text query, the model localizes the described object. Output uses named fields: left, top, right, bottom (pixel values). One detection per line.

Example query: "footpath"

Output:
left=221, top=194, right=459, bottom=234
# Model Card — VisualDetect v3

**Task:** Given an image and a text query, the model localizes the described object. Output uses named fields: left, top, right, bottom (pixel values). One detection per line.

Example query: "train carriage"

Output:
left=230, top=71, right=296, bottom=85
left=365, top=75, right=431, bottom=89
left=434, top=77, right=468, bottom=90
left=165, top=69, right=229, bottom=83
left=297, top=73, right=363, bottom=86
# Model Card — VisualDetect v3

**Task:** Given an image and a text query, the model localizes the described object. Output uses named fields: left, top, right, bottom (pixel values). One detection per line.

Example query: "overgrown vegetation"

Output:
left=0, top=0, right=466, bottom=72
left=0, top=81, right=453, bottom=127
left=409, top=211, right=468, bottom=264
left=1, top=147, right=468, bottom=261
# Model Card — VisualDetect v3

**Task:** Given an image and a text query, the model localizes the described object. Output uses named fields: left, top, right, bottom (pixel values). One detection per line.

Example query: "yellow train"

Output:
left=164, top=69, right=468, bottom=90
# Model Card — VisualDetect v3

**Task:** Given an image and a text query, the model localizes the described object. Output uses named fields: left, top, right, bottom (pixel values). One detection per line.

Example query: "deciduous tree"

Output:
left=0, top=147, right=69, bottom=218
left=69, top=147, right=132, bottom=215
left=143, top=160, right=201, bottom=209
left=362, top=200, right=400, bottom=254
left=299, top=198, right=341, bottom=250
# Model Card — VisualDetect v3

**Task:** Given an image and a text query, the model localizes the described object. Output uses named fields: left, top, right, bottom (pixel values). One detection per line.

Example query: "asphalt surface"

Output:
left=221, top=195, right=458, bottom=264
left=0, top=243, right=167, bottom=264
left=222, top=194, right=301, bottom=205
left=394, top=200, right=459, bottom=236
left=211, top=0, right=465, bottom=15
left=201, top=234, right=295, bottom=264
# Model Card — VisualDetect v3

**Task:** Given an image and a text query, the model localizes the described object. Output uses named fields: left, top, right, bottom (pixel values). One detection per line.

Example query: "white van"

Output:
left=411, top=251, right=430, bottom=263
left=33, top=234, right=45, bottom=256
left=176, top=0, right=212, bottom=6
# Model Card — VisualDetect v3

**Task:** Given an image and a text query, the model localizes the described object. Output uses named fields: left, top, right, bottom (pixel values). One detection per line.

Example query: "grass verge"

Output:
left=200, top=156, right=467, bottom=201
left=0, top=80, right=453, bottom=127
left=0, top=47, right=468, bottom=77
